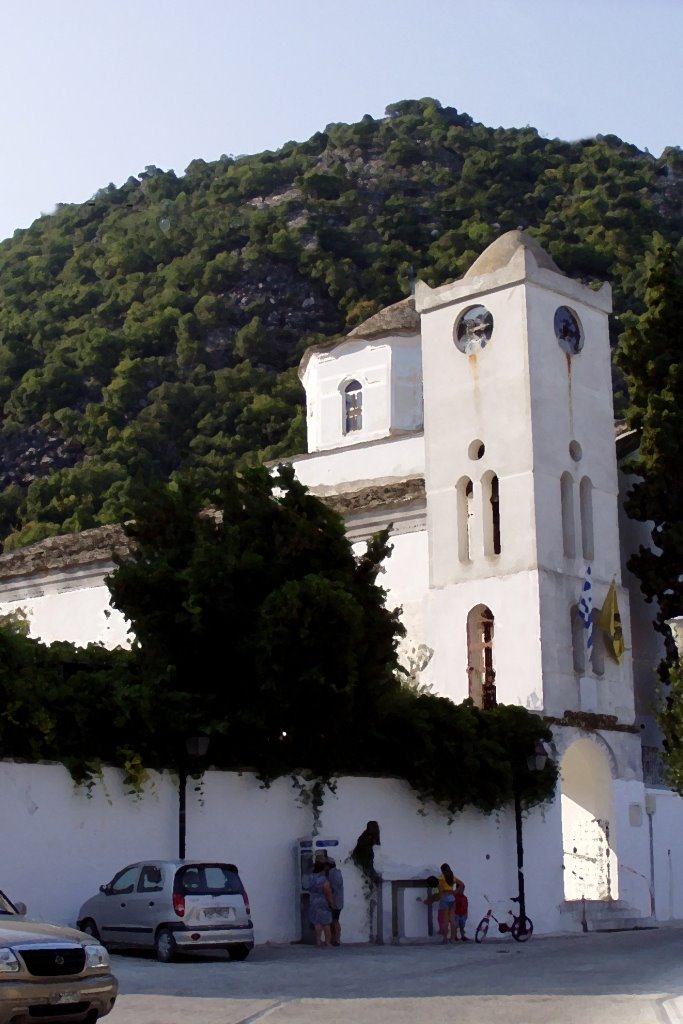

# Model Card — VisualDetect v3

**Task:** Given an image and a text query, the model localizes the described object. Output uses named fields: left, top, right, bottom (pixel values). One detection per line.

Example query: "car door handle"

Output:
left=120, top=902, right=126, bottom=907
left=147, top=902, right=155, bottom=907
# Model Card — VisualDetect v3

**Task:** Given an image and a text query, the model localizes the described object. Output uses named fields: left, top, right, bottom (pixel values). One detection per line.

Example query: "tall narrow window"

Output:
left=571, top=604, right=586, bottom=673
left=580, top=477, right=594, bottom=561
left=491, top=475, right=500, bottom=555
left=344, top=380, right=363, bottom=433
left=467, top=605, right=496, bottom=708
left=456, top=477, right=473, bottom=562
left=561, top=472, right=576, bottom=558
left=482, top=472, right=501, bottom=556
left=591, top=608, right=605, bottom=676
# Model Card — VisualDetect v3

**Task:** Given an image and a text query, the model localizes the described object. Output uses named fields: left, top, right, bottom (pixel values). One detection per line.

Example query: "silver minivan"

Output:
left=77, top=861, right=254, bottom=962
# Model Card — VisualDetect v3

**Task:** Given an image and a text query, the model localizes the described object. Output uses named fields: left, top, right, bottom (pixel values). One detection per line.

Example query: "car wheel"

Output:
left=80, top=919, right=100, bottom=941
left=155, top=928, right=177, bottom=963
left=227, top=944, right=250, bottom=961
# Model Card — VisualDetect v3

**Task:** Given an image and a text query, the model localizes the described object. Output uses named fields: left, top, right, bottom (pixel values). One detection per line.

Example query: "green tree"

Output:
left=615, top=244, right=683, bottom=789
left=103, top=467, right=557, bottom=812
left=658, top=662, right=683, bottom=793
left=615, top=244, right=683, bottom=651
left=1, top=98, right=677, bottom=548
left=105, top=464, right=406, bottom=780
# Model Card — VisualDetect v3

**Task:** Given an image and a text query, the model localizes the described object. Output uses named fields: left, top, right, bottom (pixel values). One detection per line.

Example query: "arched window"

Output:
left=467, top=605, right=496, bottom=708
left=580, top=477, right=594, bottom=561
left=482, top=472, right=501, bottom=556
left=561, top=472, right=576, bottom=559
left=491, top=475, right=500, bottom=555
left=571, top=604, right=585, bottom=674
left=456, top=477, right=474, bottom=562
left=344, top=380, right=363, bottom=433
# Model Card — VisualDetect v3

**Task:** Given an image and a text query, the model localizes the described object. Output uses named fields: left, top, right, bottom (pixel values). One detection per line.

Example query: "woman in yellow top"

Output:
left=437, top=863, right=463, bottom=944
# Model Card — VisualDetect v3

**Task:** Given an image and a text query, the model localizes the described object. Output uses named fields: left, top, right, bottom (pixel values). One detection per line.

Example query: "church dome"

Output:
left=464, top=230, right=562, bottom=278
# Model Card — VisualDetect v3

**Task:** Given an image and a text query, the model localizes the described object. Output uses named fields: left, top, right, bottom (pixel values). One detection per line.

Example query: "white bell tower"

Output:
left=415, top=231, right=633, bottom=720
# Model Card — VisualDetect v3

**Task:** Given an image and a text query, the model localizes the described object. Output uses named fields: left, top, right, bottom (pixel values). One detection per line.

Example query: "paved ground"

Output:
left=105, top=926, right=683, bottom=1024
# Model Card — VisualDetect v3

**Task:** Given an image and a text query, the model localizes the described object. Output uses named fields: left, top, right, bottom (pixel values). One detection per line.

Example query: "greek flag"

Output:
left=578, top=565, right=594, bottom=664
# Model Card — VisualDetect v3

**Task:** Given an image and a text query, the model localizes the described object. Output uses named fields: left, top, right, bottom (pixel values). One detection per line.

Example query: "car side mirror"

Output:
left=13, top=901, right=27, bottom=916
left=99, top=884, right=111, bottom=895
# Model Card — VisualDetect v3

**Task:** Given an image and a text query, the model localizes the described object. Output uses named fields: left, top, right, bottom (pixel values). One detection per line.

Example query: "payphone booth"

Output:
left=296, top=837, right=340, bottom=943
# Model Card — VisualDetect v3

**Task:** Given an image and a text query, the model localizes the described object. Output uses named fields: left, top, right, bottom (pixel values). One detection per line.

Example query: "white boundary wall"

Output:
left=2, top=760, right=564, bottom=942
left=4, top=761, right=682, bottom=942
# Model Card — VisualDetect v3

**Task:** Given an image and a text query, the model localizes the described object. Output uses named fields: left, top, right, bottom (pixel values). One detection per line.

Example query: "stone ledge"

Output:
left=0, top=524, right=131, bottom=580
left=545, top=710, right=639, bottom=734
left=321, top=478, right=425, bottom=516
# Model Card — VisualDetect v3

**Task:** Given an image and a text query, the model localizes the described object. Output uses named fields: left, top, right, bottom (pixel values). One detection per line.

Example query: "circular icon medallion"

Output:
left=554, top=306, right=583, bottom=354
left=454, top=305, right=494, bottom=354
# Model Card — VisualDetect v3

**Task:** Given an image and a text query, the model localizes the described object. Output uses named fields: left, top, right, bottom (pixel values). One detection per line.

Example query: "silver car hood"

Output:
left=0, top=919, right=90, bottom=946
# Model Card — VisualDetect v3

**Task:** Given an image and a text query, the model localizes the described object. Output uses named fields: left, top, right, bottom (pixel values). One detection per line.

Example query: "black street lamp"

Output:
left=513, top=740, right=548, bottom=936
left=178, top=735, right=210, bottom=859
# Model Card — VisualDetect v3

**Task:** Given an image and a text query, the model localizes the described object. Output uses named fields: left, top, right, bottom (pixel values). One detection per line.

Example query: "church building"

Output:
left=288, top=230, right=678, bottom=919
left=1, top=231, right=681, bottom=932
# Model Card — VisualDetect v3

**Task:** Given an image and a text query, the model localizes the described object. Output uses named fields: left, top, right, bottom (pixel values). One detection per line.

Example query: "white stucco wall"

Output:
left=6, top=757, right=676, bottom=942
left=646, top=788, right=683, bottom=921
left=423, top=571, right=544, bottom=709
left=0, top=759, right=568, bottom=943
left=0, top=580, right=129, bottom=649
left=288, top=433, right=424, bottom=493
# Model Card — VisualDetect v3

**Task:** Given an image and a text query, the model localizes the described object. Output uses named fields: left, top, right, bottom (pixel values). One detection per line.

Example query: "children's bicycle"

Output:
left=474, top=896, right=533, bottom=943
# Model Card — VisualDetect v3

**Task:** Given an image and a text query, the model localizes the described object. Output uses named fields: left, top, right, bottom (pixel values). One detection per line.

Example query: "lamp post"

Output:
left=513, top=740, right=548, bottom=936
left=178, top=735, right=209, bottom=859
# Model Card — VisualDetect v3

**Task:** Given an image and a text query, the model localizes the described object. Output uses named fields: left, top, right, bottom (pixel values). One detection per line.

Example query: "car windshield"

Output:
left=0, top=891, right=19, bottom=916
left=175, top=864, right=244, bottom=896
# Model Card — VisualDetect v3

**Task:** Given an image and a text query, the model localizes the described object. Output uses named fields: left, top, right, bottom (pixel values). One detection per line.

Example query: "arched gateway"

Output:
left=561, top=738, right=617, bottom=901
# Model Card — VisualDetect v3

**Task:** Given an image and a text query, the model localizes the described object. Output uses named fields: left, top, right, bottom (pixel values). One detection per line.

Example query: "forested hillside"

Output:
left=0, top=97, right=681, bottom=550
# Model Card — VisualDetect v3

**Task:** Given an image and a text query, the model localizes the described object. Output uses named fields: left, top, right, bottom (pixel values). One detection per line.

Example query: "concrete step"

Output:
left=560, top=900, right=656, bottom=933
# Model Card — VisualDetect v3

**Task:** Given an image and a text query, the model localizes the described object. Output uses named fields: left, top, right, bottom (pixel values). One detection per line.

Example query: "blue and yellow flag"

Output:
left=597, top=580, right=624, bottom=663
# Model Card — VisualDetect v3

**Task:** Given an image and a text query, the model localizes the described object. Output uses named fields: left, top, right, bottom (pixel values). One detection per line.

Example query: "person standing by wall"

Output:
left=327, top=857, right=344, bottom=946
left=308, top=860, right=334, bottom=947
left=437, top=863, right=462, bottom=944
left=418, top=874, right=446, bottom=937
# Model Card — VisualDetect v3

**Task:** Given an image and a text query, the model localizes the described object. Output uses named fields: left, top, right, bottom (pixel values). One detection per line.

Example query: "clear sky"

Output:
left=1, top=0, right=682, bottom=243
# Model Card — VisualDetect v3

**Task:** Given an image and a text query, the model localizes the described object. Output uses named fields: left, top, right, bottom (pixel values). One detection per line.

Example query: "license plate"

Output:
left=50, top=992, right=80, bottom=1005
left=204, top=907, right=235, bottom=920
